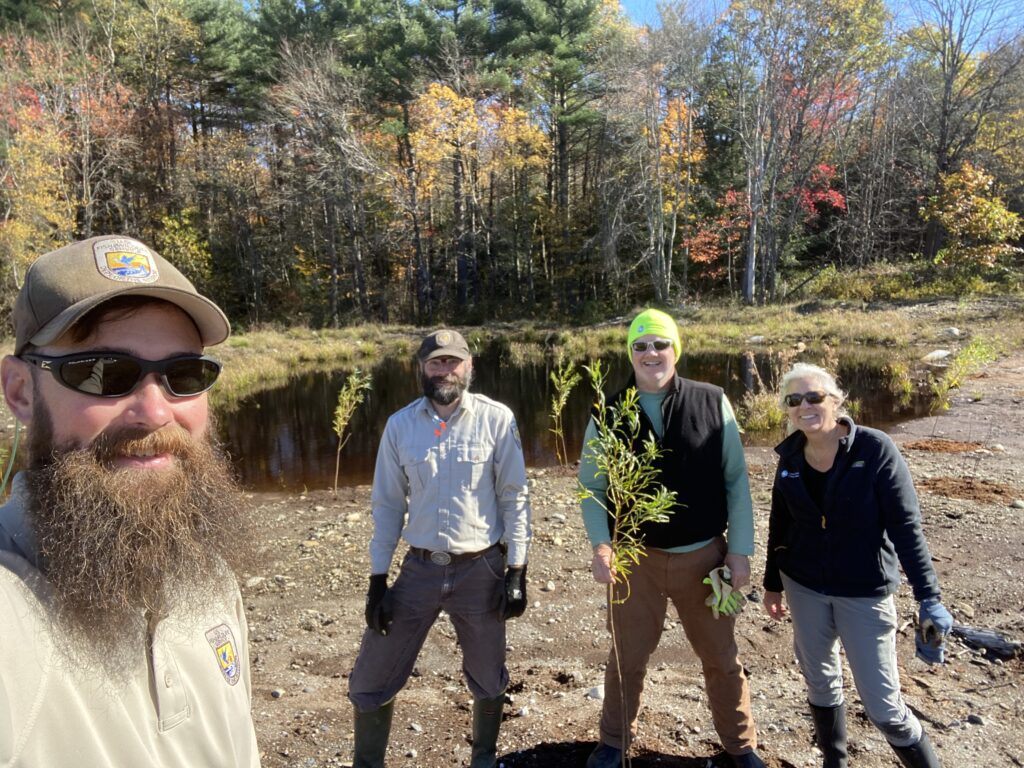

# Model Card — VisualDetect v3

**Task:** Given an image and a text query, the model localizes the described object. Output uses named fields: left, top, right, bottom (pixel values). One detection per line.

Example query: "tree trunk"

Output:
left=454, top=146, right=469, bottom=308
left=324, top=197, right=341, bottom=327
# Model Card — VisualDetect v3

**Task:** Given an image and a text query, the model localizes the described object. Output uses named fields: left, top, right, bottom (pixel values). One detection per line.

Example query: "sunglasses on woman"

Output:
left=783, top=391, right=828, bottom=408
left=631, top=339, right=674, bottom=353
left=21, top=352, right=222, bottom=398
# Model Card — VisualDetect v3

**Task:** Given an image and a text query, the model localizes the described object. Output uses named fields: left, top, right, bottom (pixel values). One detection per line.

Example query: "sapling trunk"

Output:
left=577, top=361, right=677, bottom=767
left=332, top=369, right=372, bottom=496
left=549, top=354, right=581, bottom=467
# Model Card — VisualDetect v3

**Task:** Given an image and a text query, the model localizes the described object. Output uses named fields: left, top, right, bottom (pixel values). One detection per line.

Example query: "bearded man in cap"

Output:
left=348, top=329, right=531, bottom=768
left=0, top=236, right=260, bottom=766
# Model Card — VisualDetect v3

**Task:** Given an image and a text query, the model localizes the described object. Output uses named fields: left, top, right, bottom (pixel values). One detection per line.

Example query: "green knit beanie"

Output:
left=627, top=308, right=681, bottom=358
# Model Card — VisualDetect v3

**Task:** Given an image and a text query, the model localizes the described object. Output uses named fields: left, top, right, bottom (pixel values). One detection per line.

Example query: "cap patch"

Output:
left=93, top=238, right=160, bottom=284
left=205, top=623, right=241, bottom=686
left=436, top=330, right=452, bottom=346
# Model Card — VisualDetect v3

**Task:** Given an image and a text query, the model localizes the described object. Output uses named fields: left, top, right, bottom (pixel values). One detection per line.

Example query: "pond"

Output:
left=219, top=349, right=934, bottom=491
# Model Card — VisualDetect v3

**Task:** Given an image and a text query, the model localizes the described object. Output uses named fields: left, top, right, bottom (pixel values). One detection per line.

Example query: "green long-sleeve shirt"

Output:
left=578, top=390, right=754, bottom=555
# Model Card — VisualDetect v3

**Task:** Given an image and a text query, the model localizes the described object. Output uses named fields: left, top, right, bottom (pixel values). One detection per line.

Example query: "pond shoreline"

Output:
left=207, top=296, right=1024, bottom=410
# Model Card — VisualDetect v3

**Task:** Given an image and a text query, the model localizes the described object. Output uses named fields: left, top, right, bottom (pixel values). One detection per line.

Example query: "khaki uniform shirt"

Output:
left=0, top=475, right=261, bottom=767
left=369, top=391, right=531, bottom=574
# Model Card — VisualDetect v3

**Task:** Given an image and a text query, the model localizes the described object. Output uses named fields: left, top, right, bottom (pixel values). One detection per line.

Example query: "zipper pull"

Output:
left=821, top=515, right=826, bottom=530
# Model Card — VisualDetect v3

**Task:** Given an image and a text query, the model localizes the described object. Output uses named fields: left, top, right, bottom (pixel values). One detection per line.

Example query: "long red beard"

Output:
left=26, top=419, right=252, bottom=659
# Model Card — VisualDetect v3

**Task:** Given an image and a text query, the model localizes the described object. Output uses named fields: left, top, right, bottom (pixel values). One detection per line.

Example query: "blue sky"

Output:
left=620, top=0, right=661, bottom=27
left=617, top=0, right=1012, bottom=38
left=619, top=0, right=729, bottom=29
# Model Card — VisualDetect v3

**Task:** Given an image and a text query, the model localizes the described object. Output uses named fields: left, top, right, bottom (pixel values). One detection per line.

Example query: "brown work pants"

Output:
left=599, top=538, right=757, bottom=755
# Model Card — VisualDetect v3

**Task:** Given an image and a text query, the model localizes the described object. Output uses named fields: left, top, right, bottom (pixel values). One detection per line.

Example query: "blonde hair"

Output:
left=779, top=362, right=848, bottom=433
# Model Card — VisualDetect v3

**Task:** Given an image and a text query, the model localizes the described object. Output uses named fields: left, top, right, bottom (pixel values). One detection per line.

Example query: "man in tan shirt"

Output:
left=0, top=236, right=260, bottom=766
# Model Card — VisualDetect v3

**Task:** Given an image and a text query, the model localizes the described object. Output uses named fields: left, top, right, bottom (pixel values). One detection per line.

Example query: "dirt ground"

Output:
left=243, top=353, right=1024, bottom=768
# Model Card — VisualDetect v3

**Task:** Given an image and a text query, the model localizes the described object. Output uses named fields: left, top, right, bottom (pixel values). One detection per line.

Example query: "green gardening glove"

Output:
left=703, top=565, right=746, bottom=619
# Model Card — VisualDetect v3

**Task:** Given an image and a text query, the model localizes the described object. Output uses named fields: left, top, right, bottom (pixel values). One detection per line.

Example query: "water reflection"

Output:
left=220, top=349, right=933, bottom=491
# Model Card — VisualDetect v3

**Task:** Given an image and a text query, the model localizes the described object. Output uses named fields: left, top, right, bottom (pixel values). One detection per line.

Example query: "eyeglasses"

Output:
left=784, top=391, right=828, bottom=408
left=21, top=352, right=222, bottom=398
left=631, top=339, right=674, bottom=353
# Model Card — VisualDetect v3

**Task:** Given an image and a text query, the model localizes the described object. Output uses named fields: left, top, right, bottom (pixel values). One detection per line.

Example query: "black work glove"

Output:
left=502, top=565, right=527, bottom=620
left=365, top=574, right=393, bottom=635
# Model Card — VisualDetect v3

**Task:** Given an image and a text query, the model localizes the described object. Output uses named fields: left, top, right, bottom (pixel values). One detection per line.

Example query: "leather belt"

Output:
left=409, top=543, right=501, bottom=566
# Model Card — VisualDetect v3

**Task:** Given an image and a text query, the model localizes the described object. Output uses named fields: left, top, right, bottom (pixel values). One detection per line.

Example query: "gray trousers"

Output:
left=782, top=573, right=922, bottom=747
left=348, top=546, right=508, bottom=712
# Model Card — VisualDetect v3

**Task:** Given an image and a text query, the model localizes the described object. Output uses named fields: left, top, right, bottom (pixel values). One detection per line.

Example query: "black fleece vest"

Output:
left=604, top=377, right=728, bottom=548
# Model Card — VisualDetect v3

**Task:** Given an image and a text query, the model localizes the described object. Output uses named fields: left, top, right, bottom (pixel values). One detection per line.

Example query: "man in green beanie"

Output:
left=578, top=308, right=765, bottom=768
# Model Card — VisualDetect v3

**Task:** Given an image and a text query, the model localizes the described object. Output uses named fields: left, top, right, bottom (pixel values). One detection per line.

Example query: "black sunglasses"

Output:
left=22, top=352, right=222, bottom=398
left=784, top=391, right=828, bottom=408
left=631, top=339, right=673, bottom=353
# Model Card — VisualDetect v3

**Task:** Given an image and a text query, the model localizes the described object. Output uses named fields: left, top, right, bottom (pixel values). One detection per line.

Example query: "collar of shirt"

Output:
left=775, top=415, right=859, bottom=459
left=416, top=390, right=477, bottom=422
left=0, top=473, right=40, bottom=567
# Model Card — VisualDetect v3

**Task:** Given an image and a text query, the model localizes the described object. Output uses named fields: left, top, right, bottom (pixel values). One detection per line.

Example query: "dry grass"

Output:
left=1, top=296, right=1021, bottom=416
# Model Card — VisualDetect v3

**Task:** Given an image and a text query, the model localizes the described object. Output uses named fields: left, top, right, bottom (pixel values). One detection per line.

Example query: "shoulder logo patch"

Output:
left=205, top=623, right=241, bottom=686
left=93, top=237, right=160, bottom=283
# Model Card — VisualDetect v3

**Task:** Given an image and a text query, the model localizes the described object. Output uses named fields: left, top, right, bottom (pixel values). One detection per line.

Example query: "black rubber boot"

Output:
left=810, top=702, right=848, bottom=768
left=730, top=751, right=767, bottom=768
left=585, top=743, right=623, bottom=768
left=891, top=731, right=941, bottom=768
left=470, top=693, right=506, bottom=768
left=353, top=699, right=394, bottom=768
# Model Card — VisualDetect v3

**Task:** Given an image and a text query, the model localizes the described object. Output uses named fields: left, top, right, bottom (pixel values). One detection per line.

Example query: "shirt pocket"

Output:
left=400, top=446, right=435, bottom=493
left=456, top=442, right=489, bottom=490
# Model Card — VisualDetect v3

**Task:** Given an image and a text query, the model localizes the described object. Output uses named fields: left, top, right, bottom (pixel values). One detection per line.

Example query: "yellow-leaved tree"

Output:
left=409, top=83, right=479, bottom=199
left=0, top=106, right=76, bottom=304
left=921, top=162, right=1023, bottom=273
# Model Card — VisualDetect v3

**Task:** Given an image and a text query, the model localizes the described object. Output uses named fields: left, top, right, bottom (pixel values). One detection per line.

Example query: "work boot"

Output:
left=585, top=742, right=623, bottom=768
left=891, top=731, right=941, bottom=768
left=810, top=702, right=848, bottom=768
left=730, top=750, right=767, bottom=768
left=470, top=693, right=505, bottom=767
left=353, top=699, right=394, bottom=768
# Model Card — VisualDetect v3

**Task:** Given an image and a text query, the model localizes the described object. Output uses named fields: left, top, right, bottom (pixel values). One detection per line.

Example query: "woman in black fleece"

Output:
left=763, top=363, right=952, bottom=768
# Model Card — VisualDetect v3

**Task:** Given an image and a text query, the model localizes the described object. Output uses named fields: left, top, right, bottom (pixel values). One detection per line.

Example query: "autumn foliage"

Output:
left=0, top=0, right=1021, bottom=326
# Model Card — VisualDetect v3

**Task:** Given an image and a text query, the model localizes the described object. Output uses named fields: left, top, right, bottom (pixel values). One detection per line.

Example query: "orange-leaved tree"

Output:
left=921, top=162, right=1022, bottom=273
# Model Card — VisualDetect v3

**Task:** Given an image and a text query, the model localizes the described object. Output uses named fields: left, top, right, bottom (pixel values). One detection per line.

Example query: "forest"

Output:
left=1, top=0, right=1022, bottom=330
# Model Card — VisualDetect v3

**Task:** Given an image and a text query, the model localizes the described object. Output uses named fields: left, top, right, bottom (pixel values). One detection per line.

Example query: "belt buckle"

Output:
left=429, top=551, right=452, bottom=566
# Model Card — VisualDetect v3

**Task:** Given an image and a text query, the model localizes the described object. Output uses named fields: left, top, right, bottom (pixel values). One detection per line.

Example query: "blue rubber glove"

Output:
left=915, top=598, right=953, bottom=664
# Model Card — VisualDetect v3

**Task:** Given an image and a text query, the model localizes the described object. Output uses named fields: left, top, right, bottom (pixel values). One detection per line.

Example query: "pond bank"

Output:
left=208, top=296, right=1024, bottom=411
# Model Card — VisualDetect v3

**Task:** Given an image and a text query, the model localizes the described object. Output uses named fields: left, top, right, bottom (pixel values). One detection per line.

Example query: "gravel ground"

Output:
left=243, top=354, right=1024, bottom=768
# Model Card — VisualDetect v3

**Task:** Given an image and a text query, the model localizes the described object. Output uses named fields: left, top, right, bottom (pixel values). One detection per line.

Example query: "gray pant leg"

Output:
left=348, top=552, right=443, bottom=711
left=832, top=591, right=922, bottom=747
left=783, top=574, right=922, bottom=747
left=444, top=547, right=509, bottom=700
left=782, top=574, right=844, bottom=707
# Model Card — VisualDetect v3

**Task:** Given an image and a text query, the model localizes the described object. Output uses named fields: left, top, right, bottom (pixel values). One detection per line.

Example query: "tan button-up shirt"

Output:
left=0, top=475, right=260, bottom=767
left=369, top=391, right=531, bottom=574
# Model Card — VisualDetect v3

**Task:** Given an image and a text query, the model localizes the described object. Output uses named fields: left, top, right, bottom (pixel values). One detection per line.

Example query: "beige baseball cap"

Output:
left=13, top=235, right=230, bottom=354
left=417, top=329, right=470, bottom=361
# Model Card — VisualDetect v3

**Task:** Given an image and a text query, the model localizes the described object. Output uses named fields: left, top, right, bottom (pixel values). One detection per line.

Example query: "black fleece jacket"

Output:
left=763, top=417, right=941, bottom=602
